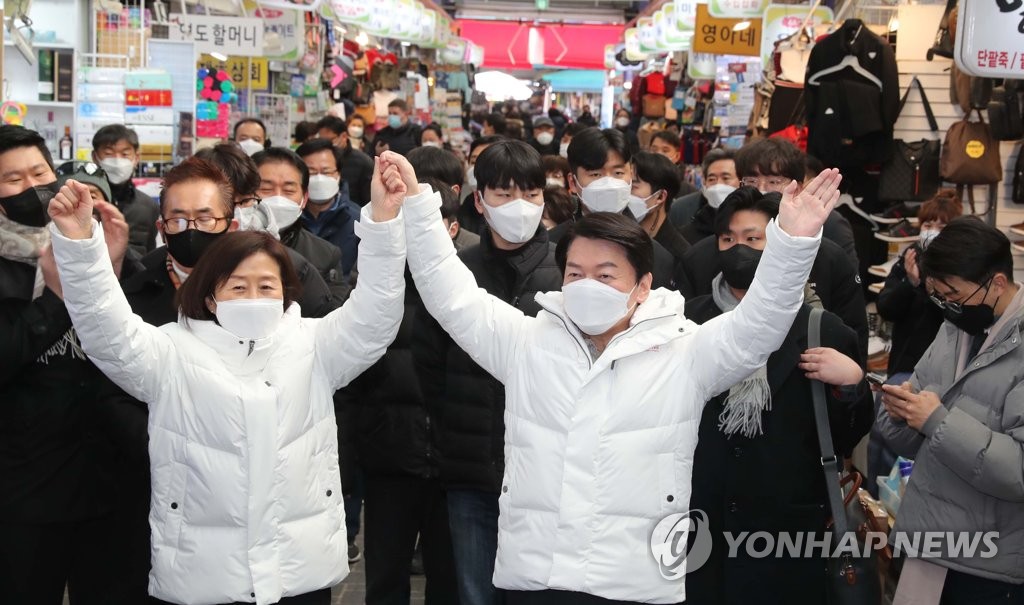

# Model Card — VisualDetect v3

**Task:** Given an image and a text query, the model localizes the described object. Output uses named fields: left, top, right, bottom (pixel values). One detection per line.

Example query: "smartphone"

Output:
left=866, top=372, right=887, bottom=386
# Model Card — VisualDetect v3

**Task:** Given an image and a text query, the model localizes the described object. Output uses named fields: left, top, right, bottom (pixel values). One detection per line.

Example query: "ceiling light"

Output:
left=733, top=21, right=751, bottom=32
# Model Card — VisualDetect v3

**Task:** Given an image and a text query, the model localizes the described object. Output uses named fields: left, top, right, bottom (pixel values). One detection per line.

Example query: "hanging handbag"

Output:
left=808, top=308, right=883, bottom=605
left=927, top=0, right=958, bottom=60
left=940, top=110, right=1003, bottom=184
left=878, top=78, right=942, bottom=201
left=987, top=80, right=1024, bottom=141
left=643, top=94, right=667, bottom=118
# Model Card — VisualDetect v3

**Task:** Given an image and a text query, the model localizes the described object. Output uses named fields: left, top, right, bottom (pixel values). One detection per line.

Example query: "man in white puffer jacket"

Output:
left=373, top=151, right=842, bottom=605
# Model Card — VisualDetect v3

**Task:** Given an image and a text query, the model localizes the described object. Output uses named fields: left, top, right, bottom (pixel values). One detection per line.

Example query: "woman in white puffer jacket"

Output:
left=45, top=164, right=406, bottom=605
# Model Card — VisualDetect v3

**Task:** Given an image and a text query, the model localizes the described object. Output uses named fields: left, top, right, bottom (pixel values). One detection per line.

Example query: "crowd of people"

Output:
left=0, top=96, right=1021, bottom=605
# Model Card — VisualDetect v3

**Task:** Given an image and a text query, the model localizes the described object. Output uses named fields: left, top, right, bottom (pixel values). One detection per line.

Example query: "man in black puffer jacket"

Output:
left=412, top=141, right=563, bottom=605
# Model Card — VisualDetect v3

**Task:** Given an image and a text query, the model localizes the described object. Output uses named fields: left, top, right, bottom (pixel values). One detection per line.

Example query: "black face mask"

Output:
left=165, top=228, right=228, bottom=269
left=0, top=182, right=59, bottom=227
left=719, top=244, right=763, bottom=290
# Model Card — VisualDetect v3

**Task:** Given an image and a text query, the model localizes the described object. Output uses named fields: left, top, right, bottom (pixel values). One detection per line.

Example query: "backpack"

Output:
left=1013, top=145, right=1024, bottom=204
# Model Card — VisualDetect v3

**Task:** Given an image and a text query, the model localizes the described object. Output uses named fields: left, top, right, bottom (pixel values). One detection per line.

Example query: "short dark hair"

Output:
left=295, top=138, right=345, bottom=175
left=475, top=140, right=545, bottom=192
left=388, top=99, right=408, bottom=112
left=420, top=176, right=460, bottom=220
left=93, top=124, right=140, bottom=151
left=632, top=152, right=681, bottom=208
left=921, top=216, right=1014, bottom=285
left=556, top=212, right=654, bottom=282
left=735, top=138, right=804, bottom=182
left=713, top=188, right=781, bottom=236
left=294, top=121, right=318, bottom=143
left=543, top=185, right=576, bottom=226
left=0, top=125, right=54, bottom=171
left=701, top=148, right=736, bottom=178
left=541, top=155, right=570, bottom=183
left=651, top=130, right=681, bottom=151
left=484, top=112, right=507, bottom=136
left=563, top=123, right=587, bottom=140
left=917, top=189, right=964, bottom=225
left=421, top=123, right=444, bottom=144
left=176, top=231, right=301, bottom=321
left=194, top=143, right=262, bottom=198
left=233, top=117, right=268, bottom=141
left=161, top=157, right=235, bottom=217
left=470, top=135, right=506, bottom=159
left=253, top=147, right=310, bottom=192
left=408, top=146, right=464, bottom=190
left=567, top=127, right=631, bottom=173
left=316, top=116, right=347, bottom=137
left=348, top=114, right=367, bottom=126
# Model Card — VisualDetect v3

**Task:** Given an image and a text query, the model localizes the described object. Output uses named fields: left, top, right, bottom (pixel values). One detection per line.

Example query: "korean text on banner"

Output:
left=693, top=4, right=761, bottom=57
left=169, top=15, right=264, bottom=57
left=955, top=0, right=1024, bottom=78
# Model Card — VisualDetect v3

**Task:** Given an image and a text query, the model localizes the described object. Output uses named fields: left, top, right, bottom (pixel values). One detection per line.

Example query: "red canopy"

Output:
left=458, top=20, right=622, bottom=70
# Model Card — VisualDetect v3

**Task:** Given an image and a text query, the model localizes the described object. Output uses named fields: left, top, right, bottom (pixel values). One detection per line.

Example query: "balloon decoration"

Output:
left=195, top=67, right=235, bottom=138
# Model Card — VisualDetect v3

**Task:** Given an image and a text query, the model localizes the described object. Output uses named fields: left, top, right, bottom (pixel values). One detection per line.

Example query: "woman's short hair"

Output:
left=917, top=189, right=964, bottom=225
left=176, top=231, right=302, bottom=321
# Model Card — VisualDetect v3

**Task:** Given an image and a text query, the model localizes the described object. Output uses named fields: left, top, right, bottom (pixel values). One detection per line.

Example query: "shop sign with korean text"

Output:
left=709, top=0, right=770, bottom=19
left=169, top=15, right=263, bottom=57
left=693, top=4, right=761, bottom=57
left=199, top=55, right=270, bottom=91
left=955, top=0, right=1024, bottom=77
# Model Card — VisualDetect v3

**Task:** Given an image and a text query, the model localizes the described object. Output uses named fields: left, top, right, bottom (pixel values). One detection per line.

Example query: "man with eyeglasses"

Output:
left=253, top=147, right=349, bottom=302
left=876, top=216, right=1024, bottom=604
left=296, top=139, right=361, bottom=280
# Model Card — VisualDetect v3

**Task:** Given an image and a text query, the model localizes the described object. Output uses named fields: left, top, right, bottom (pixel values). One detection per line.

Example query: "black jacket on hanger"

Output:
left=805, top=19, right=900, bottom=170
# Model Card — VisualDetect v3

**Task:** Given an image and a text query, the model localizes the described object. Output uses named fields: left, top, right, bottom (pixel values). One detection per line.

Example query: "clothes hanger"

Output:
left=835, top=193, right=881, bottom=230
left=806, top=54, right=883, bottom=89
left=777, top=0, right=823, bottom=51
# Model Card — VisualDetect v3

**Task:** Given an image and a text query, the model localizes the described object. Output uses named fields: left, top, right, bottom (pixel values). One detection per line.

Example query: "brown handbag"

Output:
left=940, top=110, right=1003, bottom=184
left=643, top=94, right=667, bottom=118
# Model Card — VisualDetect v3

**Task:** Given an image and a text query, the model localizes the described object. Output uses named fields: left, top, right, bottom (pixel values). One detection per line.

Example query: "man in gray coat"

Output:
left=877, top=217, right=1024, bottom=604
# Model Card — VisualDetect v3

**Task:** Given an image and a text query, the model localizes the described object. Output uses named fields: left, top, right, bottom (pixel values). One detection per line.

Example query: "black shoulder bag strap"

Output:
left=808, top=307, right=851, bottom=537
left=897, top=76, right=939, bottom=134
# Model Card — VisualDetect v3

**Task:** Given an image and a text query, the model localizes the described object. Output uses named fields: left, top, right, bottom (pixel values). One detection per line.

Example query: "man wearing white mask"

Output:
left=629, top=152, right=689, bottom=262
left=296, top=139, right=361, bottom=280
left=670, top=148, right=741, bottom=245
left=375, top=148, right=844, bottom=605
left=412, top=140, right=563, bottom=605
left=253, top=147, right=349, bottom=302
left=550, top=127, right=680, bottom=290
left=457, top=135, right=506, bottom=237
left=91, top=125, right=159, bottom=255
left=232, top=117, right=269, bottom=157
left=528, top=116, right=559, bottom=156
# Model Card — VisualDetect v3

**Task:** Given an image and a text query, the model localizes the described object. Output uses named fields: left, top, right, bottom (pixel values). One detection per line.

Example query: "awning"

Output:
left=541, top=69, right=608, bottom=93
left=458, top=20, right=623, bottom=70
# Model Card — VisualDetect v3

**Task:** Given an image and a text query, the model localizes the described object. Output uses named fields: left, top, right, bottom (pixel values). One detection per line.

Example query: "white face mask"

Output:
left=465, top=165, right=477, bottom=189
left=562, top=279, right=638, bottom=336
left=348, top=125, right=364, bottom=139
left=627, top=191, right=662, bottom=222
left=261, top=195, right=302, bottom=229
left=559, top=142, right=570, bottom=158
left=536, top=132, right=555, bottom=146
left=703, top=183, right=737, bottom=209
left=422, top=140, right=443, bottom=148
left=579, top=176, right=631, bottom=214
left=214, top=298, right=284, bottom=340
left=615, top=117, right=630, bottom=128
left=919, top=229, right=941, bottom=249
left=546, top=177, right=566, bottom=188
left=238, top=138, right=265, bottom=157
left=236, top=202, right=279, bottom=237
left=308, top=174, right=340, bottom=203
left=480, top=195, right=544, bottom=244
left=99, top=158, right=135, bottom=185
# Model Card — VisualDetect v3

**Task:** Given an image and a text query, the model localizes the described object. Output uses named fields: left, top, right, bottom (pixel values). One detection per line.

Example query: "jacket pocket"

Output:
left=658, top=453, right=680, bottom=514
left=158, top=462, right=189, bottom=553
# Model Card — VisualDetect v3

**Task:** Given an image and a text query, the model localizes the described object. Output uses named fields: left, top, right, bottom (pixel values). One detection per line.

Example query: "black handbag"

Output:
left=809, top=308, right=882, bottom=605
left=878, top=78, right=941, bottom=202
left=988, top=80, right=1024, bottom=141
left=926, top=0, right=957, bottom=60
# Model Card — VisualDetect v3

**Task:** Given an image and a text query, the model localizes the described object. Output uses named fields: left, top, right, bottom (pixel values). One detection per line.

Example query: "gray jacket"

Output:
left=876, top=297, right=1024, bottom=584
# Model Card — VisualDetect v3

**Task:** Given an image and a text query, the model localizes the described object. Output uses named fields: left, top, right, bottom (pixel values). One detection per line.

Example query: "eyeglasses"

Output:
left=161, top=216, right=230, bottom=234
left=235, top=195, right=261, bottom=208
left=740, top=176, right=790, bottom=190
left=928, top=276, right=992, bottom=316
left=309, top=168, right=339, bottom=177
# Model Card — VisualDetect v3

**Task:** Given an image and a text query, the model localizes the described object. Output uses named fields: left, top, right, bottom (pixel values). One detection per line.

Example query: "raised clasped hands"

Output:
left=370, top=151, right=420, bottom=223
left=777, top=168, right=843, bottom=238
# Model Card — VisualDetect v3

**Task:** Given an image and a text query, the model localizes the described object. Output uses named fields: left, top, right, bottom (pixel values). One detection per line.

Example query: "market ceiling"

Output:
left=442, top=0, right=643, bottom=23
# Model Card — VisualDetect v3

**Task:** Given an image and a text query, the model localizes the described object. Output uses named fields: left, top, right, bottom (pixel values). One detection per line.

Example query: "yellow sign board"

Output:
left=199, top=54, right=269, bottom=91
left=692, top=4, right=761, bottom=57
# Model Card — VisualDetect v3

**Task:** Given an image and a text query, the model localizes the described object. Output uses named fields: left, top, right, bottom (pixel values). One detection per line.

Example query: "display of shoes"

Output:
left=871, top=202, right=922, bottom=224
left=868, top=281, right=884, bottom=295
left=1013, top=241, right=1024, bottom=254
left=1010, top=222, right=1024, bottom=237
left=868, top=257, right=899, bottom=278
left=875, top=219, right=920, bottom=243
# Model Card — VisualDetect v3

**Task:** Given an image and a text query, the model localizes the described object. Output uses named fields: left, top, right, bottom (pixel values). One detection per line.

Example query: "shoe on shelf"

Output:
left=869, top=257, right=899, bottom=278
left=1013, top=241, right=1024, bottom=254
left=1010, top=222, right=1024, bottom=237
left=875, top=219, right=920, bottom=243
left=348, top=541, right=362, bottom=564
left=868, top=281, right=884, bottom=295
left=871, top=202, right=922, bottom=224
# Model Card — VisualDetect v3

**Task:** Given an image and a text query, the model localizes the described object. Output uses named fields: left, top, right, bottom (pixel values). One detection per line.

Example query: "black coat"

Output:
left=374, top=123, right=422, bottom=157
left=679, top=235, right=869, bottom=363
left=875, top=254, right=944, bottom=375
left=412, top=229, right=563, bottom=493
left=279, top=222, right=351, bottom=304
left=683, top=299, right=871, bottom=605
left=110, top=180, right=160, bottom=257
left=652, top=216, right=690, bottom=261
left=0, top=258, right=122, bottom=523
left=340, top=146, right=374, bottom=206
